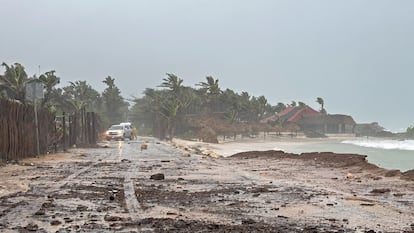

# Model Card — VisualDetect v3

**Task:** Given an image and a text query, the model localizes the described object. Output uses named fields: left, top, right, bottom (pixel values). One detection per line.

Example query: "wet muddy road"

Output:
left=0, top=138, right=413, bottom=232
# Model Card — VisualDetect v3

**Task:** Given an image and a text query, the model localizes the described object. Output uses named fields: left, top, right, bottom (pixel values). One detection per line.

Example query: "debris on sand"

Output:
left=150, top=173, right=165, bottom=180
left=370, top=188, right=391, bottom=194
left=229, top=150, right=380, bottom=169
left=401, top=169, right=414, bottom=181
left=141, top=144, right=148, bottom=151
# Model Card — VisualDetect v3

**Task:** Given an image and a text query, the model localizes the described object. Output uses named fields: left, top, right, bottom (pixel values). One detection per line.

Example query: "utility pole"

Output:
left=26, top=80, right=44, bottom=156
left=34, top=99, right=40, bottom=156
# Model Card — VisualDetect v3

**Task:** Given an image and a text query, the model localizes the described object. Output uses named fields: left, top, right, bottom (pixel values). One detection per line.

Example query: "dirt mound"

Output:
left=401, top=169, right=414, bottom=181
left=131, top=217, right=354, bottom=233
left=229, top=150, right=379, bottom=169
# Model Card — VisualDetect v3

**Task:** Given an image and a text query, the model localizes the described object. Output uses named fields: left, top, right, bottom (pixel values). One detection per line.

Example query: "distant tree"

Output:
left=0, top=62, right=29, bottom=103
left=238, top=91, right=251, bottom=120
left=140, top=88, right=178, bottom=140
left=159, top=73, right=183, bottom=96
left=38, top=70, right=60, bottom=108
left=316, top=97, right=326, bottom=114
left=102, top=76, right=128, bottom=124
left=197, top=76, right=222, bottom=112
left=298, top=101, right=306, bottom=108
left=63, top=80, right=101, bottom=113
left=198, top=76, right=221, bottom=96
left=130, top=88, right=161, bottom=136
left=274, top=102, right=286, bottom=113
left=290, top=101, right=297, bottom=107
left=178, top=86, right=198, bottom=115
left=158, top=74, right=186, bottom=139
left=251, top=95, right=268, bottom=121
left=221, top=89, right=242, bottom=123
left=406, top=125, right=414, bottom=138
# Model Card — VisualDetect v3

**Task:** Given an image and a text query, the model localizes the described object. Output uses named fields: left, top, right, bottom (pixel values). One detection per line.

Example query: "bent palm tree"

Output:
left=316, top=97, right=326, bottom=114
left=39, top=70, right=60, bottom=108
left=197, top=76, right=222, bottom=112
left=0, top=62, right=29, bottom=103
left=159, top=73, right=183, bottom=96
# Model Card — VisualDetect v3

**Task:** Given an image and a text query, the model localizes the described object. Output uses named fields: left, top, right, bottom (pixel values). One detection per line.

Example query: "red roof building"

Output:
left=278, top=106, right=320, bottom=124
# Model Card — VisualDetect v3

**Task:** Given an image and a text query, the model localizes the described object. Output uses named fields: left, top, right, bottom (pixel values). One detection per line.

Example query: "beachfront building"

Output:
left=260, top=105, right=356, bottom=136
left=260, top=106, right=321, bottom=128
left=354, top=122, right=388, bottom=137
left=298, top=114, right=356, bottom=134
left=260, top=105, right=320, bottom=124
left=277, top=106, right=320, bottom=124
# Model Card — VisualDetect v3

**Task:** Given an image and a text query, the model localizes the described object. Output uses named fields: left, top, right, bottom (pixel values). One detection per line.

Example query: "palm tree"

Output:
left=102, top=76, right=127, bottom=124
left=198, top=76, right=221, bottom=95
left=0, top=62, right=29, bottom=103
left=138, top=88, right=177, bottom=140
left=39, top=70, right=60, bottom=108
left=221, top=89, right=241, bottom=124
left=238, top=91, right=251, bottom=121
left=274, top=102, right=286, bottom=113
left=64, top=80, right=101, bottom=113
left=316, top=97, right=326, bottom=114
left=157, top=75, right=188, bottom=140
left=256, top=95, right=268, bottom=121
left=197, top=76, right=222, bottom=112
left=159, top=73, right=183, bottom=95
left=102, top=76, right=116, bottom=88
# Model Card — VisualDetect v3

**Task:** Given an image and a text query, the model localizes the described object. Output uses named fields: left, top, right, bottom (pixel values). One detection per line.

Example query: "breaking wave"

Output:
left=342, top=139, right=414, bottom=151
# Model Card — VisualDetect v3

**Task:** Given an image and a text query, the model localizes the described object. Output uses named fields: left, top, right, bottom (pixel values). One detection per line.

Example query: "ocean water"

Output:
left=277, top=139, right=414, bottom=172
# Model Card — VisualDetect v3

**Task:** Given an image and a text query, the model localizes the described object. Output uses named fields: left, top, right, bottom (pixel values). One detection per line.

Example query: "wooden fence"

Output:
left=64, top=110, right=98, bottom=149
left=0, top=99, right=55, bottom=161
left=0, top=99, right=99, bottom=161
left=0, top=99, right=100, bottom=161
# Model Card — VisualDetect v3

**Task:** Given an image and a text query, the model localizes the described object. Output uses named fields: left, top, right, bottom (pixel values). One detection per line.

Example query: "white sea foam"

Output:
left=342, top=139, right=414, bottom=151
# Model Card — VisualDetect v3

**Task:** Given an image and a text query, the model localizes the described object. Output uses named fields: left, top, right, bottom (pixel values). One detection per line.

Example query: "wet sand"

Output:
left=172, top=135, right=355, bottom=157
left=0, top=137, right=413, bottom=232
left=172, top=137, right=414, bottom=232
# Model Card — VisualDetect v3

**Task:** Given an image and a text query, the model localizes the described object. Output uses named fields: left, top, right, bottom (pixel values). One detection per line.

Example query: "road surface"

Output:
left=0, top=137, right=413, bottom=232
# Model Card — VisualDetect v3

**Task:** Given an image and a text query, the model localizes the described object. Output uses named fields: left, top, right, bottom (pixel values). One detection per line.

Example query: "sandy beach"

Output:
left=172, top=134, right=352, bottom=157
left=171, top=136, right=414, bottom=232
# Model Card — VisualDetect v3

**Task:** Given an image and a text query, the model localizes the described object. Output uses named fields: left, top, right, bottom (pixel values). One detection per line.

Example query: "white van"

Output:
left=105, top=124, right=132, bottom=140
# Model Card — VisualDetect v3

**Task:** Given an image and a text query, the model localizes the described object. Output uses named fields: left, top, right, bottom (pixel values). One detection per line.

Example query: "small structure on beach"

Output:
left=260, top=106, right=356, bottom=136
left=354, top=122, right=388, bottom=137
left=298, top=114, right=356, bottom=134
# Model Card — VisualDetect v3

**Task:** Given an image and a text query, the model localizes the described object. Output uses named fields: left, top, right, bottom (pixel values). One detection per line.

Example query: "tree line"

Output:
left=0, top=62, right=335, bottom=141
left=129, top=74, right=330, bottom=140
left=0, top=62, right=128, bottom=130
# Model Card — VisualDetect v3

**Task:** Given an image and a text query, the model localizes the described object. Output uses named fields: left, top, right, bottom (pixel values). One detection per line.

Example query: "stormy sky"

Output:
left=1, top=0, right=413, bottom=131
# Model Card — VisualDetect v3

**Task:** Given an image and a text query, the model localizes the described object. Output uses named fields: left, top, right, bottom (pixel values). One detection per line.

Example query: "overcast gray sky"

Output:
left=1, top=0, right=413, bottom=131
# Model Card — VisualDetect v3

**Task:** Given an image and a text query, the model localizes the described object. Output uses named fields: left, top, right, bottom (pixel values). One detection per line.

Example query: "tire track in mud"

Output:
left=111, top=140, right=144, bottom=221
left=120, top=141, right=169, bottom=220
left=120, top=140, right=187, bottom=221
left=123, top=175, right=141, bottom=220
left=0, top=152, right=114, bottom=229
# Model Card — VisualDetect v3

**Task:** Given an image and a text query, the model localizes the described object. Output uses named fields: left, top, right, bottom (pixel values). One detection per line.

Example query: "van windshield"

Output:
left=109, top=125, right=123, bottom=130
